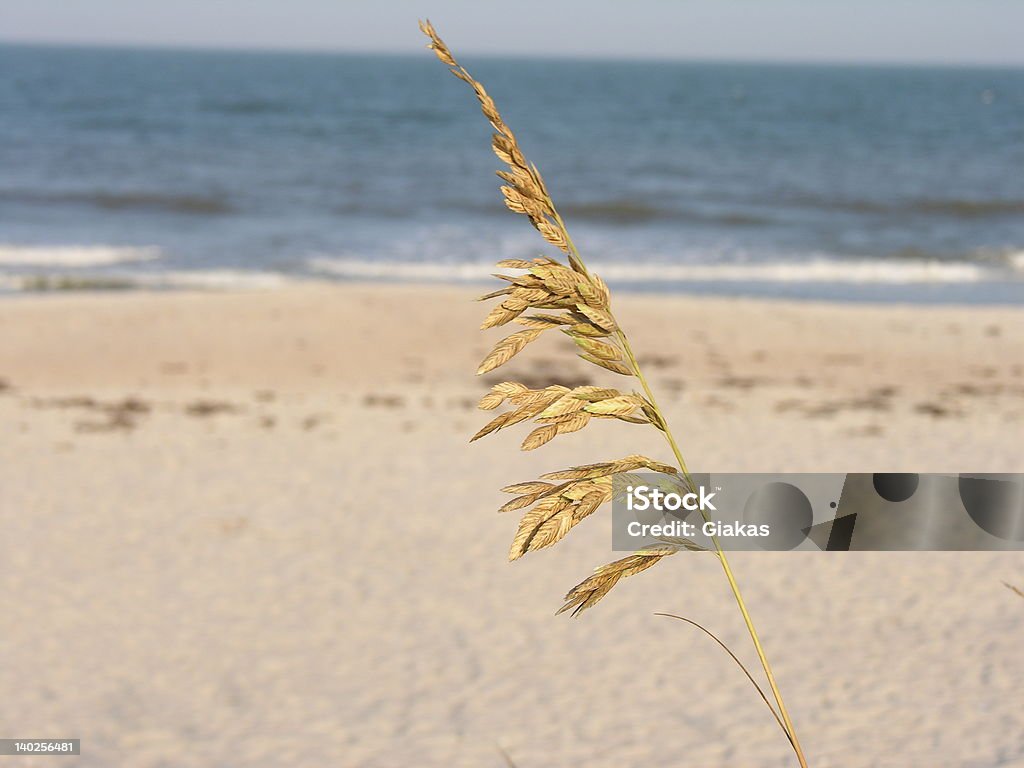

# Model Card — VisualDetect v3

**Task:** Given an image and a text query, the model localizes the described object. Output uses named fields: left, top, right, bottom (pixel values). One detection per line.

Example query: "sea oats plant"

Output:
left=420, top=21, right=809, bottom=766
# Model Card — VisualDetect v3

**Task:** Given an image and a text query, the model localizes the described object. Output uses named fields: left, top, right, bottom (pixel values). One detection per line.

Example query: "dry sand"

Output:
left=1, top=283, right=1022, bottom=767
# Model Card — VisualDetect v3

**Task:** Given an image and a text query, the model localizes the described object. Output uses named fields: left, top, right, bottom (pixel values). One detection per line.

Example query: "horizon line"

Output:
left=1, top=37, right=1023, bottom=71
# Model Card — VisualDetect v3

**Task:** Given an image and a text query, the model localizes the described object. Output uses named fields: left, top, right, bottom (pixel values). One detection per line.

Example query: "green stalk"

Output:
left=551, top=209, right=809, bottom=768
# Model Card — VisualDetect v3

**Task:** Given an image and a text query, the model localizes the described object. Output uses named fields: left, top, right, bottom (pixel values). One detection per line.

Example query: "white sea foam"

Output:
left=138, top=270, right=295, bottom=290
left=0, top=269, right=296, bottom=292
left=308, top=257, right=495, bottom=282
left=0, top=273, right=25, bottom=291
left=308, top=256, right=1000, bottom=285
left=0, top=244, right=161, bottom=267
left=598, top=260, right=991, bottom=284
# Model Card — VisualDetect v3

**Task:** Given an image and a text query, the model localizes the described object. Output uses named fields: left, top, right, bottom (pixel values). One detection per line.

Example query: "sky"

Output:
left=1, top=0, right=1022, bottom=66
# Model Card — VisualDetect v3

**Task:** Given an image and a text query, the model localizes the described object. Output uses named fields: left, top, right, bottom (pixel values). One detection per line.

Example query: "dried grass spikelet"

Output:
left=420, top=20, right=682, bottom=615
left=558, top=539, right=708, bottom=617
left=498, top=456, right=689, bottom=561
left=419, top=19, right=581, bottom=266
left=474, top=257, right=625, bottom=377
left=473, top=383, right=660, bottom=449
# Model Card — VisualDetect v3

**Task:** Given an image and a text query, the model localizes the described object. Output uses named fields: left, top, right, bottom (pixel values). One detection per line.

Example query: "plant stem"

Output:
left=552, top=208, right=809, bottom=768
left=654, top=612, right=791, bottom=743
left=616, top=328, right=809, bottom=768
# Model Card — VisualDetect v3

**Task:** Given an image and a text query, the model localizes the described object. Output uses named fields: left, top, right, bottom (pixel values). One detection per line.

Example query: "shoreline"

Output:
left=3, top=271, right=1024, bottom=307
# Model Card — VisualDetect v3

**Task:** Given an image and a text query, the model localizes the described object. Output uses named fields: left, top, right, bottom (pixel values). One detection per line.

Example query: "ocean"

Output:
left=1, top=44, right=1023, bottom=302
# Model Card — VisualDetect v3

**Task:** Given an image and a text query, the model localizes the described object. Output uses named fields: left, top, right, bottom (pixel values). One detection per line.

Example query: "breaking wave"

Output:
left=0, top=244, right=161, bottom=267
left=308, top=256, right=1012, bottom=285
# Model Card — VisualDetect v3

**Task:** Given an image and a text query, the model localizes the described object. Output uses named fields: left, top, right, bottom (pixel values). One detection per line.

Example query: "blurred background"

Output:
left=1, top=0, right=1023, bottom=302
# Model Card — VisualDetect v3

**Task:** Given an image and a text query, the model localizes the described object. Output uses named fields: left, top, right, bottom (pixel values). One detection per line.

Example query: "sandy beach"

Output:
left=1, top=283, right=1023, bottom=767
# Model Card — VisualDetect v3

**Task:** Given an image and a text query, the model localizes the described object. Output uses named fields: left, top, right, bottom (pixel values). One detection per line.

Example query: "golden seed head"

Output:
left=422, top=22, right=691, bottom=616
